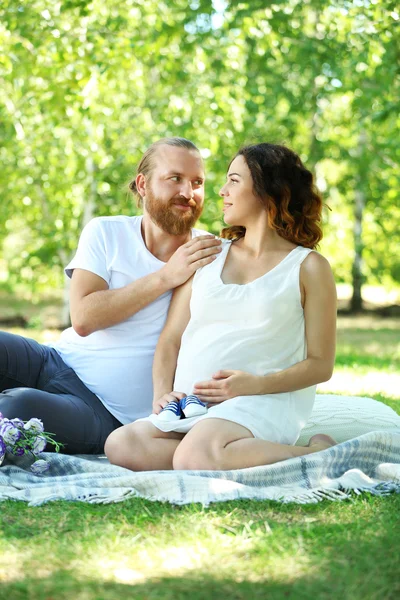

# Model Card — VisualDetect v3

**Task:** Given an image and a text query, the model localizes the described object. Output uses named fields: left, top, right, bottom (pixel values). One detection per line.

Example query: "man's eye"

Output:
left=194, top=180, right=204, bottom=186
left=171, top=176, right=180, bottom=182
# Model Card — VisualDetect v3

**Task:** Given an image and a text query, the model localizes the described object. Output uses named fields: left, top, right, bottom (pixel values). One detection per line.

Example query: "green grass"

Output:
left=1, top=497, right=400, bottom=599
left=0, top=315, right=399, bottom=599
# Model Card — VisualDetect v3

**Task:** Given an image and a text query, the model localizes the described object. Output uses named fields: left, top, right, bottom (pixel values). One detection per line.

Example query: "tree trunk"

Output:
left=350, top=130, right=367, bottom=313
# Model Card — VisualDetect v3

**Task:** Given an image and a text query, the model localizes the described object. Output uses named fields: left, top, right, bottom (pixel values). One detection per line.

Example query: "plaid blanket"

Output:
left=1, top=430, right=399, bottom=506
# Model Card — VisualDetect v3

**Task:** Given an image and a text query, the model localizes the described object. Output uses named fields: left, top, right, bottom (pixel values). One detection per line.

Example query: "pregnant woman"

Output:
left=105, top=142, right=337, bottom=471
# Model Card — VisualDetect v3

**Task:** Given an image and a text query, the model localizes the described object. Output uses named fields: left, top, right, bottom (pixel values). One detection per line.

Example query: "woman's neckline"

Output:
left=218, top=241, right=302, bottom=287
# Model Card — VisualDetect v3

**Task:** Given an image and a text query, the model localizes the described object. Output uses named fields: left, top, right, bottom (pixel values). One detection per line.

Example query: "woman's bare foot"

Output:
left=307, top=433, right=337, bottom=451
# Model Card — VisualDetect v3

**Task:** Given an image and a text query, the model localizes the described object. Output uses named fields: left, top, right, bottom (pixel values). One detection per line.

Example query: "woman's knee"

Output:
left=104, top=423, right=151, bottom=470
left=104, top=426, right=135, bottom=466
left=173, top=440, right=221, bottom=471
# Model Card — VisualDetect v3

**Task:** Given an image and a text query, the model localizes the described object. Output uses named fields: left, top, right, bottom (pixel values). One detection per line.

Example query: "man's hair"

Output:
left=128, top=137, right=200, bottom=207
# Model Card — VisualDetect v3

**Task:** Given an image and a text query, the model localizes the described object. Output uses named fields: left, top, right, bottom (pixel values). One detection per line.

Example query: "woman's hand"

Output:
left=152, top=391, right=186, bottom=415
left=193, top=370, right=261, bottom=403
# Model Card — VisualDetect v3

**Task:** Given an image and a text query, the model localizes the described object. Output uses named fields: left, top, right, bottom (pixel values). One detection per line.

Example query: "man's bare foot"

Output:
left=307, top=433, right=337, bottom=450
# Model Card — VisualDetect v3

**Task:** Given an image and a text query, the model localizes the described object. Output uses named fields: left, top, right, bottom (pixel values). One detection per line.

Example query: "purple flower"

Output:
left=24, top=418, right=44, bottom=433
left=10, top=446, right=25, bottom=456
left=0, top=421, right=22, bottom=445
left=0, top=436, right=6, bottom=459
left=31, top=459, right=50, bottom=474
left=11, top=418, right=25, bottom=429
left=32, top=435, right=47, bottom=455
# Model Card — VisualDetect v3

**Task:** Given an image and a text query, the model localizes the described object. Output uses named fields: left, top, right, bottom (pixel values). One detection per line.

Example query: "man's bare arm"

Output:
left=70, top=235, right=220, bottom=336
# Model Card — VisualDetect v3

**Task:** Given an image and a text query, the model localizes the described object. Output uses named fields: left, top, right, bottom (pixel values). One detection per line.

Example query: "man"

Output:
left=0, top=137, right=221, bottom=454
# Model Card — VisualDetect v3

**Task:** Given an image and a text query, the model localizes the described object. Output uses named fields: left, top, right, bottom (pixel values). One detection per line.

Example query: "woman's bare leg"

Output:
left=105, top=421, right=184, bottom=471
left=173, top=419, right=336, bottom=471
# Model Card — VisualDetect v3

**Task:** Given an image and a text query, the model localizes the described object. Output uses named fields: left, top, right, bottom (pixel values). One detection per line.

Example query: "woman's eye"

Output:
left=230, top=179, right=239, bottom=184
left=171, top=176, right=180, bottom=182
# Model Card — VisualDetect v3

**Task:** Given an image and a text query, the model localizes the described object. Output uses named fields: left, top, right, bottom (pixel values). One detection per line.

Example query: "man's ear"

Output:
left=136, top=173, right=146, bottom=198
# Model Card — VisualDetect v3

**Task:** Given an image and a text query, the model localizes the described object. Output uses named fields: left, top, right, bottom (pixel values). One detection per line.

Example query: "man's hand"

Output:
left=193, top=370, right=261, bottom=403
left=152, top=391, right=186, bottom=415
left=159, top=235, right=222, bottom=288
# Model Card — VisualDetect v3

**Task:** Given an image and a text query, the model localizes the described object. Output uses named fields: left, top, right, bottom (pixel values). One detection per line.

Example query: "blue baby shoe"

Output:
left=180, top=395, right=208, bottom=418
left=158, top=400, right=183, bottom=421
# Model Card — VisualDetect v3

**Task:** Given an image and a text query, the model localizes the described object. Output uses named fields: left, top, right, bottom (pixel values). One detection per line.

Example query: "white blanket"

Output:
left=0, top=430, right=399, bottom=506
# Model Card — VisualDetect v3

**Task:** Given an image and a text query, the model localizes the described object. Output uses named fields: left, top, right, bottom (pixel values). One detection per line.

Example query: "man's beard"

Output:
left=144, top=186, right=203, bottom=236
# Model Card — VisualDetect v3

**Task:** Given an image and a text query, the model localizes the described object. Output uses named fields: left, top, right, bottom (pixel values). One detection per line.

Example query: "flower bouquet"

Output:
left=0, top=412, right=63, bottom=474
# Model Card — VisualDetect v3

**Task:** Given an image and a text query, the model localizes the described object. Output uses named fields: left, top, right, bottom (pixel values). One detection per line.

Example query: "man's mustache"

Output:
left=171, top=197, right=197, bottom=208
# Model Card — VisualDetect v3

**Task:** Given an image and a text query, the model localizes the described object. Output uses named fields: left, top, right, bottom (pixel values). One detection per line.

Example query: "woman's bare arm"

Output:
left=152, top=276, right=194, bottom=412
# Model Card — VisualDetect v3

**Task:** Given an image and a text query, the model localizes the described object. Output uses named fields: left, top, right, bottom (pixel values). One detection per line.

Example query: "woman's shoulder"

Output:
left=301, top=248, right=331, bottom=267
left=300, top=249, right=334, bottom=282
left=192, top=238, right=230, bottom=282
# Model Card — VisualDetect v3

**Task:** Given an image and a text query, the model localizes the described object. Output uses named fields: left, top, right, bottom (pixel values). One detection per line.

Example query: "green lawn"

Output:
left=0, top=316, right=399, bottom=600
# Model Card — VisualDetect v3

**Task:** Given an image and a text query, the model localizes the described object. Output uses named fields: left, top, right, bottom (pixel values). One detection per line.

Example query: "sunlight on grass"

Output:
left=336, top=316, right=399, bottom=331
left=0, top=510, right=317, bottom=587
left=1, top=497, right=400, bottom=598
left=318, top=371, right=400, bottom=399
left=0, top=550, right=26, bottom=582
left=91, top=558, right=146, bottom=584
left=5, top=327, right=61, bottom=344
left=0, top=551, right=57, bottom=584
left=69, top=529, right=315, bottom=586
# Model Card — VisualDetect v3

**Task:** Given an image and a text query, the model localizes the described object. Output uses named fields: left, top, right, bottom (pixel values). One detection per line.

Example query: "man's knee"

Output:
left=0, top=387, right=43, bottom=417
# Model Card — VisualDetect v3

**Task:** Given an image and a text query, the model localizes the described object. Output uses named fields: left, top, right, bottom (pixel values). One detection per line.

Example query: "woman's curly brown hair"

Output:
left=221, top=143, right=323, bottom=249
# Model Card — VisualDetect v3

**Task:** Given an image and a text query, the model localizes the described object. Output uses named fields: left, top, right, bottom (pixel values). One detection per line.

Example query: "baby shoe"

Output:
left=180, top=395, right=208, bottom=418
left=157, top=400, right=183, bottom=421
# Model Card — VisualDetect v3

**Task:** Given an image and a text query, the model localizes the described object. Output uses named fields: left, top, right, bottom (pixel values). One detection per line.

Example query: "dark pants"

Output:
left=0, top=331, right=122, bottom=454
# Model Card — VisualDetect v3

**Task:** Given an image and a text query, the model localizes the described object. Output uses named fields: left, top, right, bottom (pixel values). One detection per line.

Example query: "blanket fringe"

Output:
left=279, top=487, right=350, bottom=505
left=341, top=482, right=400, bottom=497
left=18, top=481, right=400, bottom=507
left=76, top=490, right=141, bottom=505
left=280, top=482, right=400, bottom=505
left=2, top=480, right=398, bottom=508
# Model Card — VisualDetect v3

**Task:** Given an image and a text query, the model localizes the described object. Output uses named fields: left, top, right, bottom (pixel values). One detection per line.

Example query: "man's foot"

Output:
left=157, top=400, right=183, bottom=421
left=180, top=395, right=208, bottom=418
left=307, top=433, right=337, bottom=450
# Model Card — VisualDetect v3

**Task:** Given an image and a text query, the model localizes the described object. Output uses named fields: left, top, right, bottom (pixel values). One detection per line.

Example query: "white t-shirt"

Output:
left=52, top=215, right=206, bottom=424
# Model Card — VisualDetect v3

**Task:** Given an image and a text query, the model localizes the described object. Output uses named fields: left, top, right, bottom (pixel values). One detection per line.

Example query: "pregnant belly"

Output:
left=173, top=324, right=290, bottom=395
left=173, top=344, right=261, bottom=395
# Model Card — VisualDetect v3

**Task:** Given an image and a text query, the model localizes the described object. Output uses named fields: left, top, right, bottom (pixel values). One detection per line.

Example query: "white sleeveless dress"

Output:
left=142, top=240, right=316, bottom=445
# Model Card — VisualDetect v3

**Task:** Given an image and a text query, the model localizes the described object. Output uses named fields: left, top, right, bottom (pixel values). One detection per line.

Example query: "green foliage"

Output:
left=0, top=0, right=399, bottom=295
